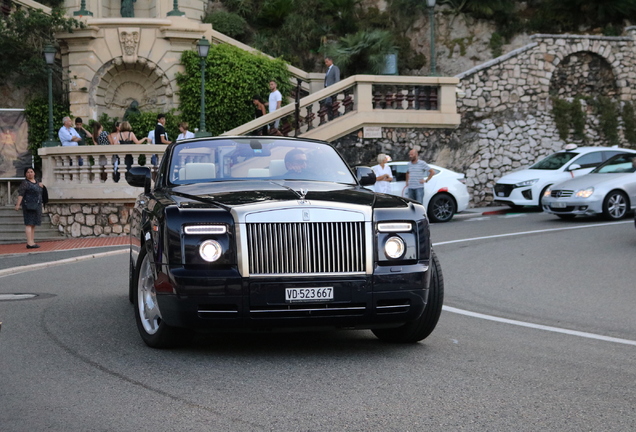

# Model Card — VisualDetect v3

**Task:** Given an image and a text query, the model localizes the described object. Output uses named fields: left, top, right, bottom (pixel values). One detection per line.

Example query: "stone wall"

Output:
left=334, top=29, right=636, bottom=206
left=45, top=203, right=132, bottom=237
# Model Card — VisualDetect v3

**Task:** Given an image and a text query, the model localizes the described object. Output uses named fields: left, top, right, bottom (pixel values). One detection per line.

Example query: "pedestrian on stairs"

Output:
left=14, top=167, right=45, bottom=249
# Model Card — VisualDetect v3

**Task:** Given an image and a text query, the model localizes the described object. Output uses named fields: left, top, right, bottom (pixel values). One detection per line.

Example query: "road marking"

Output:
left=433, top=220, right=632, bottom=246
left=464, top=217, right=491, bottom=222
left=0, top=249, right=128, bottom=278
left=499, top=213, right=527, bottom=218
left=443, top=306, right=636, bottom=346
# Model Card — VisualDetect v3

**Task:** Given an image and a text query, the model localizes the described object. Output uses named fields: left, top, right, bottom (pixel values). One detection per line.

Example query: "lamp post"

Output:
left=426, top=0, right=437, bottom=76
left=43, top=44, right=59, bottom=147
left=195, top=37, right=212, bottom=138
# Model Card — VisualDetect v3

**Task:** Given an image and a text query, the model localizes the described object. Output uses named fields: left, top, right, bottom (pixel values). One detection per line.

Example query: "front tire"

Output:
left=134, top=249, right=183, bottom=348
left=372, top=250, right=444, bottom=343
left=602, top=191, right=629, bottom=220
left=428, top=193, right=456, bottom=223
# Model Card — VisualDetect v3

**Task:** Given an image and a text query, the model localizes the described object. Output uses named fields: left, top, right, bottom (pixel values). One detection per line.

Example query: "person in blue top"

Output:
left=404, top=148, right=435, bottom=204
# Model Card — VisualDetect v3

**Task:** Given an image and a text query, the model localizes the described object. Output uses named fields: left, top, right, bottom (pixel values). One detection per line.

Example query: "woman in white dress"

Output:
left=372, top=153, right=393, bottom=194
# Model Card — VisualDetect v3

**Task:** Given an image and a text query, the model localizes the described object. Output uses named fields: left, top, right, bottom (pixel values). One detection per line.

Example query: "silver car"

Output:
left=542, top=153, right=636, bottom=220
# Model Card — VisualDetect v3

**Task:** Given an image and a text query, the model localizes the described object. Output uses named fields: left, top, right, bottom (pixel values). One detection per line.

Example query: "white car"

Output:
left=383, top=161, right=470, bottom=223
left=493, top=145, right=634, bottom=208
left=542, top=152, right=636, bottom=220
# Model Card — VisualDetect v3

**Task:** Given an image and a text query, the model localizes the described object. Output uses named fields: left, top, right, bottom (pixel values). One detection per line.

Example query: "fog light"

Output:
left=200, top=240, right=222, bottom=262
left=384, top=236, right=406, bottom=259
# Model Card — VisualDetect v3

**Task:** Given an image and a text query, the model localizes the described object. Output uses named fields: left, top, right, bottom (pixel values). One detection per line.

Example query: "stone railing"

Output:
left=38, top=144, right=166, bottom=202
left=222, top=75, right=461, bottom=142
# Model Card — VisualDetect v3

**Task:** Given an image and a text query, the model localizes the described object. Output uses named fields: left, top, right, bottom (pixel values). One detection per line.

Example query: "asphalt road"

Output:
left=1, top=210, right=635, bottom=431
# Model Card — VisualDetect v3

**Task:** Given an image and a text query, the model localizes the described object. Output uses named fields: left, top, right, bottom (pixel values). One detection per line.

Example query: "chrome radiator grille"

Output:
left=246, top=222, right=366, bottom=275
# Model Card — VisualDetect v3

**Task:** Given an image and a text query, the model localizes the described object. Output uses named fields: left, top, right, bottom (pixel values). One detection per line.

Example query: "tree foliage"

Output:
left=176, top=44, right=292, bottom=136
left=0, top=7, right=83, bottom=96
left=324, top=30, right=396, bottom=76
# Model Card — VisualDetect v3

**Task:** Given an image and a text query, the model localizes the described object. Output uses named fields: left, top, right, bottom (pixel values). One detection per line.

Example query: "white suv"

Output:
left=493, top=145, right=628, bottom=208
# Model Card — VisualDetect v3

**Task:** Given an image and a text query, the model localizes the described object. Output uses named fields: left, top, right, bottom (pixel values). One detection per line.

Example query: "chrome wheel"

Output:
left=603, top=191, right=628, bottom=220
left=137, top=253, right=162, bottom=335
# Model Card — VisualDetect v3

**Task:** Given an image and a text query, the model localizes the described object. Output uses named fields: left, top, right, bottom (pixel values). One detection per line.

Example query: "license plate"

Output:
left=285, top=287, right=334, bottom=302
left=497, top=192, right=504, bottom=197
left=551, top=202, right=567, bottom=208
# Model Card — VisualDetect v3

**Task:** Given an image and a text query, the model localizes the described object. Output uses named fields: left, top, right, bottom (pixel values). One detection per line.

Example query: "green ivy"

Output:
left=570, top=98, right=586, bottom=142
left=552, top=97, right=572, bottom=141
left=176, top=44, right=291, bottom=136
left=24, top=97, right=70, bottom=165
left=622, top=102, right=636, bottom=146
left=489, top=32, right=503, bottom=58
left=552, top=97, right=587, bottom=143
left=594, top=96, right=620, bottom=147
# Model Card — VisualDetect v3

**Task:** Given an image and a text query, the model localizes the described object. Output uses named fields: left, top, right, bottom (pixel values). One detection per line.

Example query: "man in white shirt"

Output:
left=147, top=130, right=155, bottom=144
left=372, top=153, right=393, bottom=194
left=58, top=116, right=83, bottom=165
left=267, top=80, right=282, bottom=129
left=58, top=116, right=82, bottom=146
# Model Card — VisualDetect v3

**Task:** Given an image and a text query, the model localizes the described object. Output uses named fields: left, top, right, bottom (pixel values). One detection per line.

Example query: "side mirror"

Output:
left=355, top=166, right=376, bottom=186
left=126, top=166, right=152, bottom=194
left=568, top=163, right=582, bottom=171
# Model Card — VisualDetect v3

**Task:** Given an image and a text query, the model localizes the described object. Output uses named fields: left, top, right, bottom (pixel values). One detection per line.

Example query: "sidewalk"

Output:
left=0, top=236, right=129, bottom=256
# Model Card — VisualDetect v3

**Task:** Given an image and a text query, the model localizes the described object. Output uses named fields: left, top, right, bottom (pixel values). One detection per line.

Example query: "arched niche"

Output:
left=90, top=58, right=175, bottom=119
left=549, top=52, right=617, bottom=99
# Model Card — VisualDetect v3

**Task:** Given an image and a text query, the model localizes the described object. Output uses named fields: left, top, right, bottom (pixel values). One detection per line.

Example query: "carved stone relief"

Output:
left=119, top=28, right=140, bottom=63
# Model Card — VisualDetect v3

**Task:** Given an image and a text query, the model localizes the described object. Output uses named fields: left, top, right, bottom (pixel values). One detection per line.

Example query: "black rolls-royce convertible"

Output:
left=126, top=137, right=443, bottom=348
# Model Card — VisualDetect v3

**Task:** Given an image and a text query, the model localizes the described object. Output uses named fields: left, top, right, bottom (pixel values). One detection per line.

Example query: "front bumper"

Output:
left=493, top=183, right=539, bottom=206
left=541, top=196, right=603, bottom=216
left=155, top=263, right=430, bottom=330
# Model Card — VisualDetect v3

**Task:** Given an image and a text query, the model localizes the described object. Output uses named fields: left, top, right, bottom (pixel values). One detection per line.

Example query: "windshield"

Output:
left=592, top=153, right=636, bottom=174
left=529, top=152, right=579, bottom=170
left=166, top=138, right=356, bottom=185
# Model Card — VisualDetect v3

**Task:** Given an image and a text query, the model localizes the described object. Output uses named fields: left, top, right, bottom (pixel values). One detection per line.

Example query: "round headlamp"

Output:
left=384, top=236, right=406, bottom=259
left=199, top=240, right=223, bottom=262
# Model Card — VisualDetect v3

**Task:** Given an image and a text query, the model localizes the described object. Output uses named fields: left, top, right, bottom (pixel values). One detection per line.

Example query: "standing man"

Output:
left=267, top=80, right=282, bottom=129
left=58, top=116, right=82, bottom=146
left=74, top=117, right=92, bottom=146
left=323, top=56, right=340, bottom=120
left=58, top=116, right=83, bottom=165
left=404, top=149, right=435, bottom=204
left=154, top=113, right=171, bottom=145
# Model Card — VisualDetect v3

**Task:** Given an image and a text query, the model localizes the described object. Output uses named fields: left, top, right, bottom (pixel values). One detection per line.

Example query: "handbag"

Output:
left=42, top=185, right=49, bottom=205
left=24, top=200, right=39, bottom=211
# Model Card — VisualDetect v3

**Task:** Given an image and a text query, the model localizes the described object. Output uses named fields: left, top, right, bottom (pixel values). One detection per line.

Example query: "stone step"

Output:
left=0, top=205, right=64, bottom=244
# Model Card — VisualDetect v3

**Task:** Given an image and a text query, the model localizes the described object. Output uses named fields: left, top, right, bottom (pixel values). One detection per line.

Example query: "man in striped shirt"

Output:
left=404, top=149, right=435, bottom=203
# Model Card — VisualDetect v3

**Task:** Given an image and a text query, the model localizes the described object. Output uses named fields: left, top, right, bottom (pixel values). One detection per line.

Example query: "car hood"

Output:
left=550, top=173, right=634, bottom=190
left=496, top=168, right=556, bottom=184
left=166, top=180, right=409, bottom=208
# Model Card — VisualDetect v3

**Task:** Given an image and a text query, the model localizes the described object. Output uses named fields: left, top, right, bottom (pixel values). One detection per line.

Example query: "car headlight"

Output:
left=384, top=236, right=406, bottom=259
left=575, top=187, right=594, bottom=198
left=543, top=188, right=551, bottom=197
left=199, top=240, right=223, bottom=262
left=515, top=178, right=539, bottom=188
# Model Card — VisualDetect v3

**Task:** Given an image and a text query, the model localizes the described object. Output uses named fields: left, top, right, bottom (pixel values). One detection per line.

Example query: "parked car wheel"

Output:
left=602, top=190, right=629, bottom=220
left=128, top=254, right=135, bottom=304
left=134, top=249, right=183, bottom=348
left=372, top=250, right=444, bottom=343
left=428, top=193, right=456, bottom=223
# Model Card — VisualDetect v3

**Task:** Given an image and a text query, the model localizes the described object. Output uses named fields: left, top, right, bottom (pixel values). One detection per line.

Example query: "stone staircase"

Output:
left=0, top=206, right=64, bottom=244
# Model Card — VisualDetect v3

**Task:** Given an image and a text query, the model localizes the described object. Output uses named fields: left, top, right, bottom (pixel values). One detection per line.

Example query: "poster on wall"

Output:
left=0, top=109, right=30, bottom=179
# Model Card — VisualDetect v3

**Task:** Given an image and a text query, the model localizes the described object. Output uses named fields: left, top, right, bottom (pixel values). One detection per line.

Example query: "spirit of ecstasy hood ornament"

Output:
left=298, top=188, right=308, bottom=201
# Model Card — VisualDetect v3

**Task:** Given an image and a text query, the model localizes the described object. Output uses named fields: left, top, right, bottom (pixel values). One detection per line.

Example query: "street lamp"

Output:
left=195, top=37, right=212, bottom=138
left=43, top=43, right=59, bottom=147
left=427, top=0, right=437, bottom=76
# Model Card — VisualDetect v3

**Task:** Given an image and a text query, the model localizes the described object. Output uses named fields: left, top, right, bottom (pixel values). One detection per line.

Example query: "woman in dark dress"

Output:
left=14, top=167, right=45, bottom=249
left=252, top=95, right=268, bottom=135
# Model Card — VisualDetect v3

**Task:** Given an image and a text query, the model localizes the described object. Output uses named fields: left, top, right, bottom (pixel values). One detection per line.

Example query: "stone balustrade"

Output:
left=223, top=74, right=460, bottom=141
left=38, top=144, right=166, bottom=202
